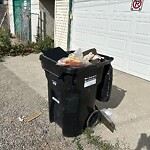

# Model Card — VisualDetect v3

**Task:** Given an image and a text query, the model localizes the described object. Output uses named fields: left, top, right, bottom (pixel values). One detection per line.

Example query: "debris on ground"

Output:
left=101, top=108, right=113, bottom=117
left=98, top=108, right=116, bottom=133
left=18, top=115, right=25, bottom=122
left=40, top=130, right=48, bottom=137
left=24, top=111, right=43, bottom=123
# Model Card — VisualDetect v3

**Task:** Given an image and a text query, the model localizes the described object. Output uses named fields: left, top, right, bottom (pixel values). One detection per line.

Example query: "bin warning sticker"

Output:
left=84, top=75, right=97, bottom=88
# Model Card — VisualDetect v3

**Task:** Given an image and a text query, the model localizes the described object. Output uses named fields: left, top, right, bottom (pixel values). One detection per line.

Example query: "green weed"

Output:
left=72, top=137, right=84, bottom=150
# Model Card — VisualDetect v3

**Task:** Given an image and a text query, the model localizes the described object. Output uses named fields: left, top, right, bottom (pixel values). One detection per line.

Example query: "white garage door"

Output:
left=71, top=0, right=150, bottom=81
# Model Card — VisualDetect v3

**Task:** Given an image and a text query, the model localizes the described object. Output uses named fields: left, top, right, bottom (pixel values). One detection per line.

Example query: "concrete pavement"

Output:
left=96, top=70, right=150, bottom=149
left=2, top=54, right=150, bottom=150
left=3, top=54, right=48, bottom=100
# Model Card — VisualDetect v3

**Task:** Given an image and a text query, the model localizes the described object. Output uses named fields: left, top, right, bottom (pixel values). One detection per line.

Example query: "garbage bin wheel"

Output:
left=86, top=110, right=100, bottom=128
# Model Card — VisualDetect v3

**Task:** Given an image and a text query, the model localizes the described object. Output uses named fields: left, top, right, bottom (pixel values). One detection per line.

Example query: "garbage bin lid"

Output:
left=42, top=47, right=69, bottom=62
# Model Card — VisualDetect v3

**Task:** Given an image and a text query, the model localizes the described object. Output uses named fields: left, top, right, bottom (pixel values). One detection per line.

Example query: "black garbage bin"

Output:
left=40, top=47, right=113, bottom=137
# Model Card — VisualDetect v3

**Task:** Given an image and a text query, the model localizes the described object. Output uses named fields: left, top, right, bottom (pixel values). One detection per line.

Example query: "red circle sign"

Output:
left=132, top=0, right=142, bottom=9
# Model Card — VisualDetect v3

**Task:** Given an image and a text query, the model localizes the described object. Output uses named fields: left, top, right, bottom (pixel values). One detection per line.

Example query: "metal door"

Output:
left=13, top=0, right=31, bottom=41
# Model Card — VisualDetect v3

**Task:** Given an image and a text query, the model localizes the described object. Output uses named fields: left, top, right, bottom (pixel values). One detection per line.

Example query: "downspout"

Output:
left=67, top=0, right=72, bottom=51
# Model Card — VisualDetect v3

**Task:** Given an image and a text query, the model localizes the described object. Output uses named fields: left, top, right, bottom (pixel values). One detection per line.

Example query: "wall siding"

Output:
left=55, top=0, right=69, bottom=50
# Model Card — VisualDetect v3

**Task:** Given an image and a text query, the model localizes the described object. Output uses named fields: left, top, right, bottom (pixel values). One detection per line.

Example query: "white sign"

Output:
left=84, top=75, right=97, bottom=88
left=131, top=0, right=144, bottom=11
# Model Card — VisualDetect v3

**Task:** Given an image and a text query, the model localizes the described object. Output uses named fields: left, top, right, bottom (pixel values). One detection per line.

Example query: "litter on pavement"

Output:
left=19, top=111, right=43, bottom=123
left=18, top=115, right=25, bottom=122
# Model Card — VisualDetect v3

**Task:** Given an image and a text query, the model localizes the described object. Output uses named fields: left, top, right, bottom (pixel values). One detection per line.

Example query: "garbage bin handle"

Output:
left=44, top=68, right=60, bottom=78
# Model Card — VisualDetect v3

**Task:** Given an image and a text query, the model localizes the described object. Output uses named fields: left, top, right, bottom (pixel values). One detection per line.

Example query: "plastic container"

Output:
left=40, top=47, right=113, bottom=137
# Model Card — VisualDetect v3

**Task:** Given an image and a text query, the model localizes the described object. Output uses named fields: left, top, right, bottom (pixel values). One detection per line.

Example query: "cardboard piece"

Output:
left=24, top=111, right=43, bottom=123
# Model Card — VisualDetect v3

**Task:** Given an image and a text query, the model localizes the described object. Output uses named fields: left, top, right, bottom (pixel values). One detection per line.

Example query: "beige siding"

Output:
left=55, top=0, right=69, bottom=50
left=31, top=0, right=39, bottom=42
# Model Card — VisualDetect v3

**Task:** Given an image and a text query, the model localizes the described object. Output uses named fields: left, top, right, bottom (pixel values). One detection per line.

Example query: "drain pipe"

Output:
left=67, top=0, right=73, bottom=51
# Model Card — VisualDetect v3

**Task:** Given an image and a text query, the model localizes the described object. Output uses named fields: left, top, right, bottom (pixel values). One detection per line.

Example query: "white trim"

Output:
left=54, top=0, right=56, bottom=47
left=8, top=0, right=15, bottom=35
left=31, top=0, right=39, bottom=42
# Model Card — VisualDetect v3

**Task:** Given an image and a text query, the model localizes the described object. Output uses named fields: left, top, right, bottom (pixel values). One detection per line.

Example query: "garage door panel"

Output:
left=73, top=31, right=87, bottom=43
left=74, top=16, right=88, bottom=29
left=136, top=15, right=150, bottom=22
left=71, top=41, right=87, bottom=50
left=131, top=42, right=150, bottom=58
left=108, top=38, right=127, bottom=51
left=128, top=60, right=149, bottom=76
left=114, top=3, right=131, bottom=12
left=90, top=18, right=107, bottom=31
left=91, top=1, right=109, bottom=12
left=74, top=9, right=89, bottom=14
left=74, top=1, right=90, bottom=11
left=90, top=34, right=105, bottom=46
left=130, top=53, right=150, bottom=66
left=135, top=22, right=150, bottom=36
left=108, top=54, right=124, bottom=69
left=74, top=10, right=89, bottom=16
left=111, top=19, right=130, bottom=33
left=142, top=1, right=150, bottom=13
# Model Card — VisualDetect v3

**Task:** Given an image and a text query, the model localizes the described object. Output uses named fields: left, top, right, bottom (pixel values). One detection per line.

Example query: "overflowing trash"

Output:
left=57, top=52, right=82, bottom=66
left=57, top=48, right=104, bottom=67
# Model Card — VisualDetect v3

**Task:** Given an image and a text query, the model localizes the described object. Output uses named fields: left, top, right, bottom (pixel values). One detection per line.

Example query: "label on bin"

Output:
left=84, top=75, right=96, bottom=88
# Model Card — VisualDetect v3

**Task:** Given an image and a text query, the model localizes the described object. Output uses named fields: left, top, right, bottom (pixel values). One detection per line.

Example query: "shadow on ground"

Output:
left=135, top=133, right=150, bottom=150
left=96, top=85, right=127, bottom=109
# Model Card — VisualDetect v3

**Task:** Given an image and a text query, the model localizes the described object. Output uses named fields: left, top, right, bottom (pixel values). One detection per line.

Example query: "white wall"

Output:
left=31, top=0, right=39, bottom=42
left=3, top=0, right=8, bottom=4
left=55, top=0, right=69, bottom=50
left=8, top=0, right=15, bottom=35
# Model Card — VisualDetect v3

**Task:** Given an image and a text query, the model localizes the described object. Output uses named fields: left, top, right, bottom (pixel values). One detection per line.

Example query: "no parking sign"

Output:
left=131, top=0, right=144, bottom=11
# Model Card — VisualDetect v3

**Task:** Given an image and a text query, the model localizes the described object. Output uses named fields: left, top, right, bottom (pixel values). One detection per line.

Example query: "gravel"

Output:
left=0, top=64, right=77, bottom=150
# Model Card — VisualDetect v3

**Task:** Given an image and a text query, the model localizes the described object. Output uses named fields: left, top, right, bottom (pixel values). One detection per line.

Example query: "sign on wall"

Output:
left=131, top=0, right=144, bottom=11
